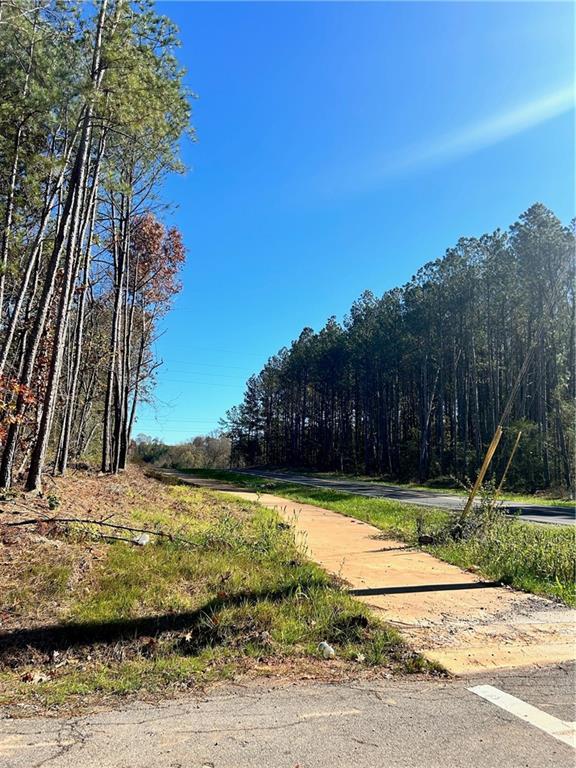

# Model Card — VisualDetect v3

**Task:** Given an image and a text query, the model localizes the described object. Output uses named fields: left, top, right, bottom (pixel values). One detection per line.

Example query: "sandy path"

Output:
left=158, top=472, right=576, bottom=675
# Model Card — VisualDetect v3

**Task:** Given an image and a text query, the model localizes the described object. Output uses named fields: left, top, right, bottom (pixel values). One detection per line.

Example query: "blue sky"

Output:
left=134, top=1, right=575, bottom=443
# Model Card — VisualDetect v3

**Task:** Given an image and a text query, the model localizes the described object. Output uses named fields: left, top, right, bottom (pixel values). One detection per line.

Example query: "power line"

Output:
left=153, top=380, right=244, bottom=388
left=157, top=361, right=256, bottom=371
left=160, top=370, right=248, bottom=380
left=133, top=420, right=222, bottom=426
left=135, top=420, right=224, bottom=424
left=151, top=343, right=266, bottom=358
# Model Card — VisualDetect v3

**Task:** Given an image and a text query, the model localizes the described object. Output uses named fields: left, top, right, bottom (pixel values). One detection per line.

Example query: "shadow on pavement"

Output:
left=349, top=581, right=502, bottom=596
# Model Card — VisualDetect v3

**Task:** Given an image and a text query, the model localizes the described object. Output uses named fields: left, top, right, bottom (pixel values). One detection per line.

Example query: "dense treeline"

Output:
left=0, top=0, right=190, bottom=490
left=223, top=205, right=575, bottom=491
left=132, top=433, right=231, bottom=469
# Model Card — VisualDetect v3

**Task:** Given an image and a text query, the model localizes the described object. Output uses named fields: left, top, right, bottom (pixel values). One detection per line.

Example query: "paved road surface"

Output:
left=236, top=469, right=576, bottom=526
left=2, top=665, right=574, bottom=767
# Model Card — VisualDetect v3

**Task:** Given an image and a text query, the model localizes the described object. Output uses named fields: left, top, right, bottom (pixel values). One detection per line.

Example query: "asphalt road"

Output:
left=236, top=469, right=576, bottom=526
left=1, top=665, right=574, bottom=768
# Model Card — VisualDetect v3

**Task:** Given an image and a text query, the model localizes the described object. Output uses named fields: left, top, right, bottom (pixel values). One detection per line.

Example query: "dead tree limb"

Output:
left=2, top=516, right=196, bottom=546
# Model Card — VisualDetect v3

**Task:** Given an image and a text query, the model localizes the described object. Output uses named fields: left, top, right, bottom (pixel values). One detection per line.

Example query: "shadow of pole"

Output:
left=0, top=584, right=302, bottom=658
left=349, top=581, right=502, bottom=597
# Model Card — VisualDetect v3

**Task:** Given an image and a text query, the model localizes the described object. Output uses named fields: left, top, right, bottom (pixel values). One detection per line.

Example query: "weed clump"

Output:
left=414, top=482, right=575, bottom=604
left=0, top=476, right=432, bottom=708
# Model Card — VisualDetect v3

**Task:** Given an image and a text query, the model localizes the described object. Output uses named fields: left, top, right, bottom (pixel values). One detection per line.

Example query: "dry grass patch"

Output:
left=0, top=467, right=439, bottom=712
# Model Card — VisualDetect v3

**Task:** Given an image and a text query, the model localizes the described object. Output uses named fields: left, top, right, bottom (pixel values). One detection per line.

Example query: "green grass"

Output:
left=431, top=523, right=576, bottom=606
left=303, top=471, right=575, bottom=507
left=3, top=548, right=77, bottom=617
left=0, top=481, right=434, bottom=708
left=182, top=469, right=576, bottom=606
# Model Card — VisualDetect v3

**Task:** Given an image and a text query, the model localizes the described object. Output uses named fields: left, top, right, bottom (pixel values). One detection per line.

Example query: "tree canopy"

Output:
left=223, top=205, right=575, bottom=492
left=0, top=0, right=191, bottom=490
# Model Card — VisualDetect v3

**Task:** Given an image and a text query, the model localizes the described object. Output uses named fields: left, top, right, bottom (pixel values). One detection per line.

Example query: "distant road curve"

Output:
left=234, top=468, right=576, bottom=526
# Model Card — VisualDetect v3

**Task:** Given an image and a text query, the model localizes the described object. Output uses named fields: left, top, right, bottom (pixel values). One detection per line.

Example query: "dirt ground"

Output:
left=0, top=469, right=176, bottom=633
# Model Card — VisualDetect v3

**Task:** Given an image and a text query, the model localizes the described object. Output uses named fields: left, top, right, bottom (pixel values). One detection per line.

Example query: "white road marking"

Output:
left=469, top=684, right=576, bottom=749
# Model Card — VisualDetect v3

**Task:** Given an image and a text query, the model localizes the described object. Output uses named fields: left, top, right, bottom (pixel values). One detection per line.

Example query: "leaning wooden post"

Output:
left=460, top=426, right=503, bottom=521
left=496, top=430, right=522, bottom=496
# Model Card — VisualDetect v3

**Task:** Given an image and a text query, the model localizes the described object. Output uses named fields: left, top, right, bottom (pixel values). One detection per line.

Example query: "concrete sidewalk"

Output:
left=169, top=472, right=576, bottom=674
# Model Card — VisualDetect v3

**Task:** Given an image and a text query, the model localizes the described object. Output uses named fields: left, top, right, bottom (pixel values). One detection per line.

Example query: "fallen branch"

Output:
left=99, top=533, right=146, bottom=544
left=2, top=516, right=196, bottom=546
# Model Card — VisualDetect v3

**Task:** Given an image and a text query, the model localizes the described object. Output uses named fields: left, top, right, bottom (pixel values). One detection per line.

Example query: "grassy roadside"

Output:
left=181, top=469, right=576, bottom=607
left=0, top=470, right=436, bottom=711
left=292, top=471, right=575, bottom=507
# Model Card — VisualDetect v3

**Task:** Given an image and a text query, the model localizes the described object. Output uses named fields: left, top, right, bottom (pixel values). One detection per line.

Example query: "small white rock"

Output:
left=318, top=641, right=335, bottom=659
left=132, top=533, right=150, bottom=546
